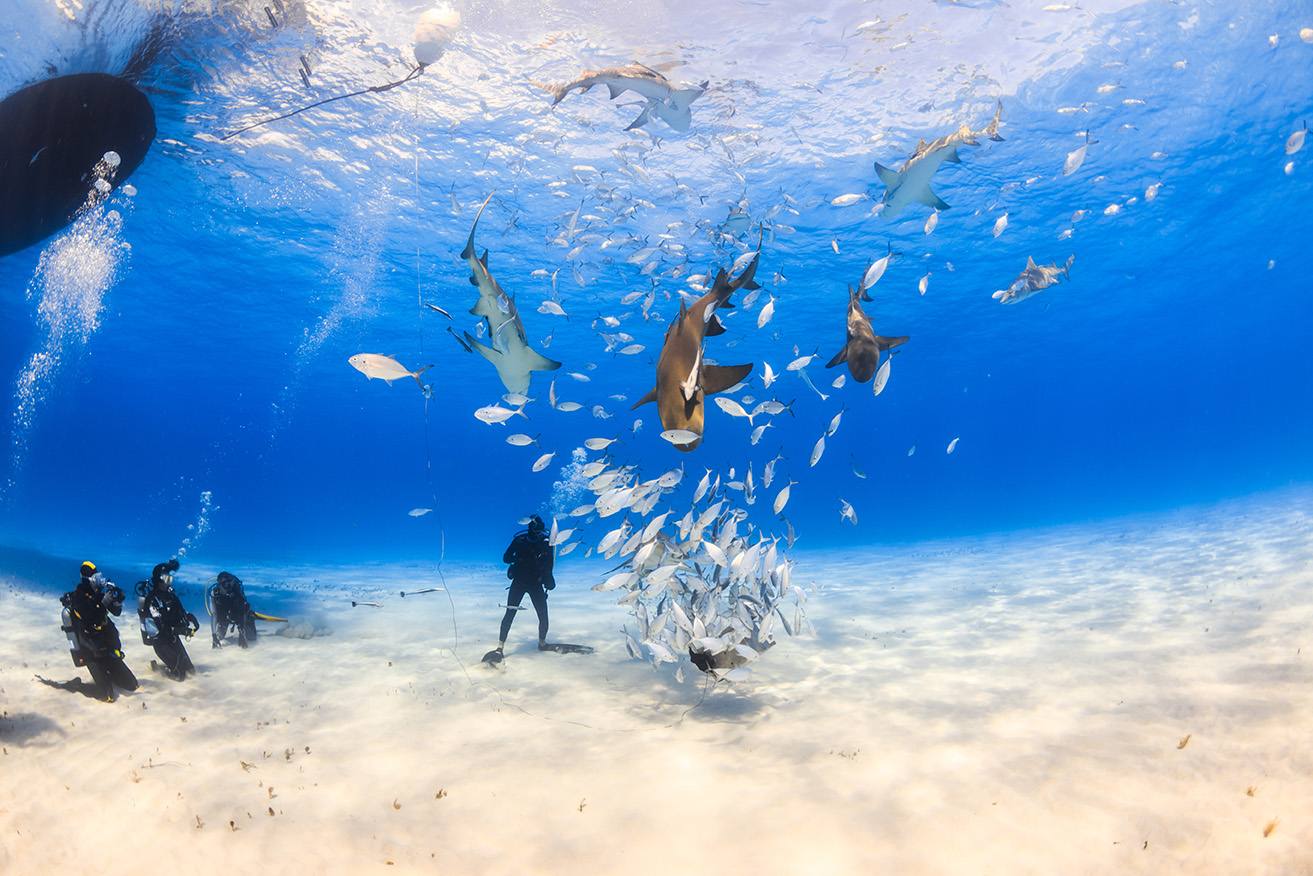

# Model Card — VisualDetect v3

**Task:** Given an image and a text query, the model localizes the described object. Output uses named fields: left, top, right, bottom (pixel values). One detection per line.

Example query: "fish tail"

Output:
left=412, top=364, right=433, bottom=390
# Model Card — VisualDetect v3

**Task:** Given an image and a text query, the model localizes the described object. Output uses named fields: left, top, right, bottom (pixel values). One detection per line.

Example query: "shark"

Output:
left=872, top=101, right=1004, bottom=217
left=461, top=195, right=561, bottom=394
left=824, top=272, right=908, bottom=383
left=631, top=252, right=760, bottom=452
left=992, top=255, right=1074, bottom=305
left=540, top=63, right=707, bottom=132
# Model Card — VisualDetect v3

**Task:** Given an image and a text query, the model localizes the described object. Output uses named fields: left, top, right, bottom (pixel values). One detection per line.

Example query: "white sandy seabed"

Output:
left=1, top=488, right=1310, bottom=875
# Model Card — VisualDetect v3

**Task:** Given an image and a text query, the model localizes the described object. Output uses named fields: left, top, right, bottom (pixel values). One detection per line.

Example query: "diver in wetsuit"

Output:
left=55, top=561, right=139, bottom=702
left=137, top=558, right=199, bottom=680
left=488, top=515, right=555, bottom=662
left=209, top=571, right=257, bottom=648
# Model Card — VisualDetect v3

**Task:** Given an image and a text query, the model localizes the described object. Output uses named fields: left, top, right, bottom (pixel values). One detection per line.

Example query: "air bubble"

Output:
left=102, top=151, right=121, bottom=168
left=122, top=184, right=137, bottom=197
left=94, top=178, right=111, bottom=193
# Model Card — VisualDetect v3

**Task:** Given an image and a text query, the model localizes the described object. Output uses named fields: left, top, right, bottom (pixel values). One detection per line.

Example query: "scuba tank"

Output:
left=135, top=581, right=158, bottom=645
left=59, top=592, right=90, bottom=667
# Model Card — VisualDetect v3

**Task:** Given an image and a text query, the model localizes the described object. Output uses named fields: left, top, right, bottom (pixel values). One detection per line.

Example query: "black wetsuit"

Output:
left=68, top=578, right=138, bottom=700
left=499, top=529, right=554, bottom=644
left=142, top=584, right=197, bottom=679
left=212, top=573, right=257, bottom=648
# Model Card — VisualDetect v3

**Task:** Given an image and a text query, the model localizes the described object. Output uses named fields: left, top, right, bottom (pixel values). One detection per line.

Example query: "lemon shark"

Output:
left=631, top=252, right=760, bottom=452
left=873, top=101, right=1004, bottom=217
left=992, top=255, right=1074, bottom=304
left=462, top=196, right=561, bottom=394
left=541, top=63, right=707, bottom=132
left=825, top=275, right=908, bottom=383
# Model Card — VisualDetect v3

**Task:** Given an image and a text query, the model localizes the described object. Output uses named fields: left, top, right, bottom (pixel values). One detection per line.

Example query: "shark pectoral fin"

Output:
left=630, top=387, right=657, bottom=410
left=705, top=315, right=727, bottom=336
left=626, top=104, right=654, bottom=131
left=467, top=334, right=499, bottom=362
left=916, top=188, right=950, bottom=211
left=873, top=162, right=902, bottom=190
left=701, top=363, right=753, bottom=396
left=605, top=83, right=625, bottom=100
left=470, top=296, right=496, bottom=318
left=525, top=349, right=562, bottom=373
left=825, top=345, right=848, bottom=369
left=945, top=147, right=962, bottom=163
left=874, top=335, right=910, bottom=352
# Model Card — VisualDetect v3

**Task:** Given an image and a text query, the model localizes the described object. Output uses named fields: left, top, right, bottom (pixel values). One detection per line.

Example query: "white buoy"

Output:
left=414, top=3, right=461, bottom=66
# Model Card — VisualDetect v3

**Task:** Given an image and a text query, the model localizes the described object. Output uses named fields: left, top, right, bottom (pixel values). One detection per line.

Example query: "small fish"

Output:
left=908, top=445, right=916, bottom=456
left=918, top=272, right=930, bottom=296
left=872, top=356, right=892, bottom=396
left=474, top=404, right=528, bottom=425
left=532, top=449, right=557, bottom=472
left=757, top=295, right=776, bottom=329
left=584, top=435, right=620, bottom=450
left=1064, top=132, right=1097, bottom=176
left=861, top=245, right=897, bottom=290
left=538, top=299, right=569, bottom=318
left=831, top=238, right=840, bottom=254
left=773, top=478, right=798, bottom=515
left=810, top=433, right=826, bottom=467
left=798, top=368, right=829, bottom=401
left=786, top=351, right=818, bottom=371
left=1286, top=121, right=1307, bottom=156
left=827, top=404, right=847, bottom=436
left=713, top=396, right=754, bottom=425
left=424, top=302, right=453, bottom=319
left=348, top=354, right=432, bottom=390
left=506, top=434, right=539, bottom=447
left=850, top=455, right=867, bottom=479
left=762, top=361, right=777, bottom=388
left=555, top=401, right=584, bottom=412
left=749, top=421, right=772, bottom=445
left=660, top=428, right=701, bottom=447
left=838, top=498, right=858, bottom=525
left=408, top=508, right=433, bottom=517
left=992, top=212, right=1009, bottom=239
left=831, top=193, right=866, bottom=207
left=924, top=210, right=939, bottom=235
left=831, top=373, right=846, bottom=389
left=947, top=437, right=960, bottom=454
left=351, top=601, right=383, bottom=608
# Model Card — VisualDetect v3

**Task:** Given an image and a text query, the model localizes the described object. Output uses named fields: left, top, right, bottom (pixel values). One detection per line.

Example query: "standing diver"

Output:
left=44, top=561, right=139, bottom=702
left=484, top=515, right=555, bottom=665
left=136, top=557, right=199, bottom=680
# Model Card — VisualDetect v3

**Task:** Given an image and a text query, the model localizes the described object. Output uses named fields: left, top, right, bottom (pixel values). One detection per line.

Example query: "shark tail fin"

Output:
left=542, top=82, right=574, bottom=105
left=630, top=387, right=657, bottom=410
left=1063, top=255, right=1074, bottom=280
left=461, top=194, right=494, bottom=260
left=874, top=335, right=909, bottom=353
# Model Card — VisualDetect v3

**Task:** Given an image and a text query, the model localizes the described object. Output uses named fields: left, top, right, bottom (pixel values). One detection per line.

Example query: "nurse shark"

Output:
left=461, top=196, right=561, bottom=394
left=873, top=101, right=1004, bottom=217
left=540, top=63, right=707, bottom=132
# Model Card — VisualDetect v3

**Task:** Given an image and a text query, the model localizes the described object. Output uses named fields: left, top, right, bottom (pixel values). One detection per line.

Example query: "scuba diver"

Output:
left=208, top=571, right=257, bottom=648
left=45, top=561, right=139, bottom=702
left=484, top=515, right=555, bottom=665
left=136, top=558, right=199, bottom=680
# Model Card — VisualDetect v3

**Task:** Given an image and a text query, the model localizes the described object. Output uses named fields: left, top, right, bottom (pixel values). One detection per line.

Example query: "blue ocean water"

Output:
left=1, top=0, right=1310, bottom=568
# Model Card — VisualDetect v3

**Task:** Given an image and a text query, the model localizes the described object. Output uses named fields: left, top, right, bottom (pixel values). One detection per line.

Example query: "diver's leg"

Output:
left=529, top=587, right=549, bottom=646
left=212, top=606, right=226, bottom=648
left=84, top=659, right=115, bottom=702
left=498, top=581, right=528, bottom=646
left=178, top=640, right=195, bottom=676
left=154, top=636, right=184, bottom=680
left=108, top=655, right=138, bottom=692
